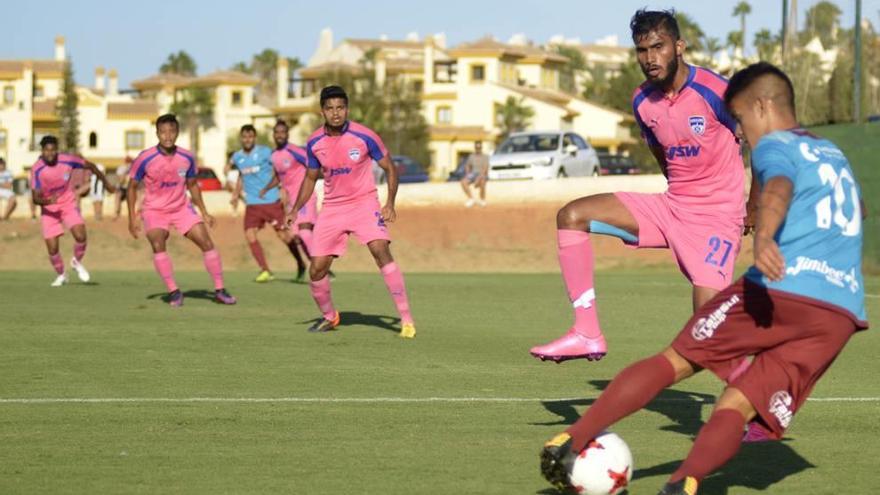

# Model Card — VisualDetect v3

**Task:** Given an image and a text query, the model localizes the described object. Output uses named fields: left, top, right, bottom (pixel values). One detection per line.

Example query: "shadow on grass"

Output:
left=534, top=380, right=814, bottom=493
left=146, top=289, right=216, bottom=303
left=298, top=311, right=401, bottom=334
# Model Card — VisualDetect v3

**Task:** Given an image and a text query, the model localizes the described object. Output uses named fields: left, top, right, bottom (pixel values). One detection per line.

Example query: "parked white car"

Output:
left=488, top=131, right=600, bottom=180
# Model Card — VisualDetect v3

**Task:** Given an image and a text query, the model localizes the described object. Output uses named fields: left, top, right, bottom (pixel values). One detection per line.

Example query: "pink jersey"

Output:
left=632, top=65, right=745, bottom=218
left=30, top=153, right=86, bottom=213
left=271, top=143, right=309, bottom=198
left=306, top=121, right=388, bottom=206
left=130, top=145, right=197, bottom=212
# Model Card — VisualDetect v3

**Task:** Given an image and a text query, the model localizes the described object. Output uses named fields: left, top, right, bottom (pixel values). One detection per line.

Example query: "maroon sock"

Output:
left=565, top=354, right=675, bottom=452
left=670, top=408, right=746, bottom=483
left=248, top=240, right=269, bottom=272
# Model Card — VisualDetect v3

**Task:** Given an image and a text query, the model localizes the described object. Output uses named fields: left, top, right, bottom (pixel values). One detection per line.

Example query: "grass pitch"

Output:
left=0, top=269, right=877, bottom=494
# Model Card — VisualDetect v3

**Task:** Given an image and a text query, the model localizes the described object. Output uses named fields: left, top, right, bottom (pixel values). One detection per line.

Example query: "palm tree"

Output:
left=169, top=88, right=215, bottom=161
left=675, top=12, right=706, bottom=53
left=494, top=96, right=535, bottom=141
left=231, top=49, right=304, bottom=108
left=705, top=37, right=722, bottom=68
left=160, top=51, right=197, bottom=77
left=804, top=1, right=843, bottom=48
left=732, top=1, right=752, bottom=56
left=753, top=29, right=778, bottom=61
left=727, top=31, right=744, bottom=58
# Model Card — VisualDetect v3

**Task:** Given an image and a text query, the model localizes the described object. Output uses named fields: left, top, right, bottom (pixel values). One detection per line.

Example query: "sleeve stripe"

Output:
left=306, top=135, right=325, bottom=169
left=690, top=82, right=737, bottom=135
left=632, top=89, right=660, bottom=147
left=348, top=130, right=385, bottom=161
left=133, top=151, right=161, bottom=181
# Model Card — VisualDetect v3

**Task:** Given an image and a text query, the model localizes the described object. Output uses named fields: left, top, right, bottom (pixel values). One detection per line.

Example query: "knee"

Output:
left=309, top=261, right=330, bottom=280
left=556, top=203, right=588, bottom=230
left=201, top=239, right=215, bottom=252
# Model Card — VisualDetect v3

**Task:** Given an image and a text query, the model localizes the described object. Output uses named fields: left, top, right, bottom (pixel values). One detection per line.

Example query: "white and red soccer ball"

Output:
left=569, top=431, right=633, bottom=495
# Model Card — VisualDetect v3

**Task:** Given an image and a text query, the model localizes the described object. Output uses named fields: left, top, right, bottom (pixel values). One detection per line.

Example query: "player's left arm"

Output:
left=376, top=155, right=398, bottom=223
left=744, top=164, right=760, bottom=235
left=187, top=178, right=215, bottom=228
left=753, top=176, right=793, bottom=282
left=648, top=145, right=668, bottom=178
left=260, top=171, right=280, bottom=199
left=82, top=159, right=116, bottom=194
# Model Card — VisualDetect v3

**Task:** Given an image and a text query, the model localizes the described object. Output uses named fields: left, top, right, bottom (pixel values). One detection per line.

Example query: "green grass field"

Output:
left=1, top=270, right=878, bottom=494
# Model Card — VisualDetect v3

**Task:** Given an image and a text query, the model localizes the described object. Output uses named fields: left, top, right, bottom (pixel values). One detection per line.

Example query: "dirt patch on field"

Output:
left=0, top=204, right=750, bottom=273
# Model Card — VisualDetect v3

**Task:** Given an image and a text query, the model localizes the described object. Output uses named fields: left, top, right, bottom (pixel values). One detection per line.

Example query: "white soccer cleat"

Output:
left=465, top=199, right=475, bottom=208
left=70, top=257, right=91, bottom=282
left=477, top=199, right=487, bottom=207
left=50, top=273, right=68, bottom=287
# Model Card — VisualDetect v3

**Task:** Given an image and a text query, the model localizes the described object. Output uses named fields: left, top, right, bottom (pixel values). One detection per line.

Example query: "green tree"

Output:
left=169, top=88, right=215, bottom=160
left=727, top=31, right=744, bottom=55
left=753, top=29, right=779, bottom=61
left=804, top=1, right=843, bottom=48
left=732, top=1, right=752, bottom=56
left=783, top=51, right=830, bottom=125
left=232, top=49, right=303, bottom=108
left=58, top=60, right=80, bottom=153
left=705, top=37, right=722, bottom=68
left=160, top=51, right=197, bottom=76
left=553, top=45, right=587, bottom=94
left=494, top=96, right=535, bottom=141
left=675, top=11, right=706, bottom=53
left=598, top=56, right=646, bottom=113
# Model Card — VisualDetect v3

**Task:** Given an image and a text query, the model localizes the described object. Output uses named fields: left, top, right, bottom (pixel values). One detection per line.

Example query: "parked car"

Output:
left=488, top=131, right=600, bottom=180
left=868, top=114, right=880, bottom=123
left=374, top=156, right=431, bottom=184
left=196, top=167, right=223, bottom=191
left=598, top=153, right=641, bottom=175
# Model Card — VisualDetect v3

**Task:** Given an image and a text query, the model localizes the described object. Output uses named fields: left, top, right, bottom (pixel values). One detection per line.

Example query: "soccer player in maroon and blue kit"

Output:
left=30, top=135, right=115, bottom=286
left=127, top=114, right=236, bottom=307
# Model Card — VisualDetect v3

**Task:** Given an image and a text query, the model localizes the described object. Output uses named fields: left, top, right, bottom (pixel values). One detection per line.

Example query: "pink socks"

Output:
left=557, top=230, right=602, bottom=338
left=49, top=253, right=64, bottom=274
left=202, top=249, right=224, bottom=290
left=309, top=275, right=336, bottom=320
left=152, top=252, right=178, bottom=292
left=73, top=241, right=87, bottom=261
left=381, top=262, right=413, bottom=324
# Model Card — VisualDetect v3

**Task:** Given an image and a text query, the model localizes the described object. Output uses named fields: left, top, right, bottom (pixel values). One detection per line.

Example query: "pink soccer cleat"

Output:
left=742, top=420, right=773, bottom=443
left=530, top=330, right=607, bottom=363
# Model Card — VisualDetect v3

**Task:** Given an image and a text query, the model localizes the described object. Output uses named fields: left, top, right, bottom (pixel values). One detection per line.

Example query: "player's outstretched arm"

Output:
left=291, top=168, right=319, bottom=217
left=83, top=160, right=117, bottom=194
left=260, top=172, right=280, bottom=199
left=231, top=175, right=243, bottom=207
left=375, top=155, right=398, bottom=223
left=187, top=178, right=214, bottom=227
left=648, top=145, right=668, bottom=178
left=753, top=176, right=793, bottom=281
left=126, top=180, right=141, bottom=238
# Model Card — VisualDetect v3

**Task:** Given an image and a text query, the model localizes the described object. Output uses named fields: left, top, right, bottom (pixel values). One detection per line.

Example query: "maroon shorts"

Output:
left=244, top=202, right=285, bottom=231
left=671, top=278, right=861, bottom=439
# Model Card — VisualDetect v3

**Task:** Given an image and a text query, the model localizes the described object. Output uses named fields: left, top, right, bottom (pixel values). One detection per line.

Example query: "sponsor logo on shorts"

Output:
left=786, top=256, right=860, bottom=293
left=769, top=390, right=793, bottom=428
left=348, top=148, right=361, bottom=161
left=329, top=167, right=352, bottom=177
left=691, top=294, right=740, bottom=341
left=665, top=145, right=701, bottom=160
left=689, top=115, right=706, bottom=135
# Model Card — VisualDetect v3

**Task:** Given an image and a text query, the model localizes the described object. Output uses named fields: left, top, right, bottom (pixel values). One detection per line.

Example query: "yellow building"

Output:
left=275, top=30, right=635, bottom=179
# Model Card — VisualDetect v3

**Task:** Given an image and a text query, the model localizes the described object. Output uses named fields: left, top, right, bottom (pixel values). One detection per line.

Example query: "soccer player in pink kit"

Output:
left=291, top=86, right=415, bottom=338
left=30, top=135, right=115, bottom=286
left=127, top=114, right=236, bottom=307
left=531, top=9, right=751, bottom=363
left=260, top=119, right=319, bottom=282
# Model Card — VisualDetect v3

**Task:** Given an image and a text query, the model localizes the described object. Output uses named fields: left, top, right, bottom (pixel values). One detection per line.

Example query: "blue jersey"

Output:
left=744, top=129, right=866, bottom=324
left=233, top=145, right=279, bottom=205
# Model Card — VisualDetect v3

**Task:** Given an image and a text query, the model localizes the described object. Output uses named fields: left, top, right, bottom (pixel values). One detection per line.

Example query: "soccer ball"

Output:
left=568, top=431, right=633, bottom=495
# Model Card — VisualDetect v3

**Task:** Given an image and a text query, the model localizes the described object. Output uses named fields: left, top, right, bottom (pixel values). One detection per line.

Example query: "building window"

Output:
left=412, top=80, right=424, bottom=94
left=231, top=90, right=243, bottom=106
left=436, top=106, right=453, bottom=124
left=125, top=130, right=145, bottom=150
left=34, top=85, right=45, bottom=98
left=3, top=86, right=14, bottom=104
left=433, top=62, right=458, bottom=83
left=89, top=132, right=98, bottom=149
left=0, top=129, right=7, bottom=150
left=471, top=64, right=485, bottom=82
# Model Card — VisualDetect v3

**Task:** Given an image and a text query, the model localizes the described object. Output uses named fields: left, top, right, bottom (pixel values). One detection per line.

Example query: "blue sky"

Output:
left=3, top=0, right=878, bottom=87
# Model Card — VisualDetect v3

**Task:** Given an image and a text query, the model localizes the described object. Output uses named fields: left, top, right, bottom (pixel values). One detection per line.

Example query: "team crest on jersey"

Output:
left=689, top=115, right=706, bottom=135
left=348, top=148, right=361, bottom=161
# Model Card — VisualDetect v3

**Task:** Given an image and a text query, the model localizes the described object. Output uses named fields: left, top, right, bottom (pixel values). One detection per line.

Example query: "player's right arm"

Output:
left=260, top=171, right=280, bottom=199
left=31, top=188, right=53, bottom=206
left=126, top=179, right=141, bottom=239
left=290, top=168, right=318, bottom=225
left=753, top=176, right=793, bottom=282
left=647, top=145, right=668, bottom=178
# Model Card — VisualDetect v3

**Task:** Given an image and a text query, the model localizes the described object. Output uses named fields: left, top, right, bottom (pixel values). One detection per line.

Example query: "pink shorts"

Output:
left=142, top=204, right=202, bottom=235
left=615, top=192, right=743, bottom=290
left=286, top=193, right=319, bottom=229
left=40, top=203, right=84, bottom=239
left=311, top=197, right=390, bottom=257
